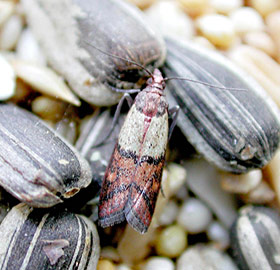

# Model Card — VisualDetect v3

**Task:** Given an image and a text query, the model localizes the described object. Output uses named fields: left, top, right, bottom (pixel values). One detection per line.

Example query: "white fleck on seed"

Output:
left=58, top=159, right=69, bottom=165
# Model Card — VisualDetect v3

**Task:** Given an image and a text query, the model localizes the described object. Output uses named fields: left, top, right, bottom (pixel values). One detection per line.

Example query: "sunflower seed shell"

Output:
left=163, top=38, right=280, bottom=173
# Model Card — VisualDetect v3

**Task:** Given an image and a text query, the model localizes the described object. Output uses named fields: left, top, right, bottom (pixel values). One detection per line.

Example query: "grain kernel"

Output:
left=196, top=14, right=236, bottom=48
left=155, top=225, right=187, bottom=257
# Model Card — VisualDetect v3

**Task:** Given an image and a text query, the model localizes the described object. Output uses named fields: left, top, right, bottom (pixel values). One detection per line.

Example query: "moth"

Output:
left=98, top=67, right=176, bottom=234
left=95, top=45, right=245, bottom=234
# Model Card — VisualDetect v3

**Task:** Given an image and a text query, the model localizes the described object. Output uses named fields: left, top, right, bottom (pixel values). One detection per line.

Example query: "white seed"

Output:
left=155, top=225, right=187, bottom=258
left=167, top=163, right=187, bottom=196
left=0, top=54, right=15, bottom=100
left=228, top=45, right=280, bottom=108
left=196, top=14, right=236, bottom=48
left=144, top=257, right=175, bottom=270
left=16, top=28, right=47, bottom=65
left=158, top=200, right=179, bottom=226
left=220, top=169, right=262, bottom=194
left=177, top=0, right=211, bottom=17
left=210, top=0, right=243, bottom=14
left=266, top=11, right=280, bottom=62
left=117, top=264, right=131, bottom=270
left=11, top=60, right=81, bottom=106
left=145, top=0, right=194, bottom=41
left=97, top=260, right=116, bottom=270
left=243, top=31, right=277, bottom=57
left=263, top=150, right=280, bottom=205
left=0, top=1, right=15, bottom=27
left=192, top=36, right=216, bottom=50
left=241, top=181, right=275, bottom=204
left=31, top=96, right=67, bottom=121
left=184, top=159, right=237, bottom=228
left=229, top=7, right=265, bottom=35
left=250, top=0, right=280, bottom=17
left=177, top=198, right=212, bottom=233
left=207, top=221, right=230, bottom=249
left=0, top=14, right=23, bottom=50
left=177, top=245, right=238, bottom=270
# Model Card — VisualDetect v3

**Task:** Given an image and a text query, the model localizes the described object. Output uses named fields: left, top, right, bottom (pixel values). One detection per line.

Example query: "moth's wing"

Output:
left=98, top=144, right=135, bottom=227
left=124, top=157, right=165, bottom=234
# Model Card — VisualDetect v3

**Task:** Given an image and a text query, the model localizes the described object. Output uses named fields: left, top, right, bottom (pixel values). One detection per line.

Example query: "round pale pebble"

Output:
left=229, top=7, right=265, bottom=35
left=249, top=0, right=280, bottom=17
left=177, top=245, right=238, bottom=270
left=210, top=0, right=243, bottom=14
left=0, top=14, right=23, bottom=50
left=144, top=257, right=175, bottom=270
left=177, top=198, right=212, bottom=233
left=31, top=96, right=67, bottom=121
left=117, top=264, right=131, bottom=270
left=220, top=169, right=262, bottom=194
left=243, top=31, right=277, bottom=57
left=206, top=221, right=230, bottom=249
left=0, top=54, right=15, bottom=100
left=158, top=200, right=179, bottom=226
left=168, top=163, right=187, bottom=196
left=177, top=0, right=211, bottom=17
left=16, top=28, right=47, bottom=66
left=97, top=260, right=116, bottom=270
left=126, top=0, right=156, bottom=10
left=145, top=0, right=194, bottom=41
left=155, top=225, right=187, bottom=258
left=196, top=14, right=236, bottom=49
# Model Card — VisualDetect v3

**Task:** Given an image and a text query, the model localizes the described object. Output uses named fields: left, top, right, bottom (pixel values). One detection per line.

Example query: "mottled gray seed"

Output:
left=22, top=0, right=166, bottom=106
left=163, top=37, right=280, bottom=173
left=0, top=203, right=100, bottom=270
left=231, top=205, right=280, bottom=270
left=0, top=103, right=92, bottom=207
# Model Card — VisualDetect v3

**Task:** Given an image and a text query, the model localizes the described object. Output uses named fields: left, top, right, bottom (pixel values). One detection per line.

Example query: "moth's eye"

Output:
left=147, top=77, right=153, bottom=85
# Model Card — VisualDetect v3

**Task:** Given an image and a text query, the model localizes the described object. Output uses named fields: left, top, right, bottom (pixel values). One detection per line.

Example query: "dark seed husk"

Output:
left=0, top=203, right=100, bottom=269
left=0, top=103, right=92, bottom=207
left=163, top=38, right=280, bottom=173
left=22, top=0, right=166, bottom=106
left=230, top=205, right=280, bottom=270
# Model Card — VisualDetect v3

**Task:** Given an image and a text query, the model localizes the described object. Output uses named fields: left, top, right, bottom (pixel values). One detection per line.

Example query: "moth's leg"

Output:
left=168, top=105, right=180, bottom=140
left=92, top=93, right=134, bottom=148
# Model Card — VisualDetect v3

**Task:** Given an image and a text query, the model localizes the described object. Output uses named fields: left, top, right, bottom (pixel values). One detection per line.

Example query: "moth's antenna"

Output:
left=83, top=40, right=153, bottom=77
left=164, top=77, right=247, bottom=91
